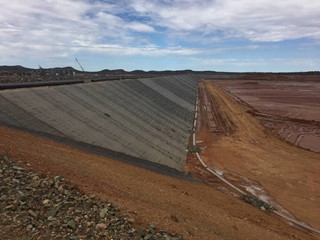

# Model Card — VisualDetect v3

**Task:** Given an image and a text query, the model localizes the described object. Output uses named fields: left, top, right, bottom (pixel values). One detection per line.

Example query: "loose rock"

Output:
left=0, top=155, right=183, bottom=240
left=67, top=220, right=76, bottom=229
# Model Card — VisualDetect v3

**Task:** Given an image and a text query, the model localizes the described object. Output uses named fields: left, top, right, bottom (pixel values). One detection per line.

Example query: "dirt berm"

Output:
left=0, top=125, right=318, bottom=240
left=196, top=81, right=320, bottom=232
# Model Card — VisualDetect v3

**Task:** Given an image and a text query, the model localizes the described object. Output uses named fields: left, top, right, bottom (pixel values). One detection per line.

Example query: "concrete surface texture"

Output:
left=0, top=75, right=198, bottom=170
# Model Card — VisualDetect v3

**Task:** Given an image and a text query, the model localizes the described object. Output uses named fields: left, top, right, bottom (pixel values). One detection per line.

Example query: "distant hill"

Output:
left=0, top=65, right=214, bottom=75
left=97, top=69, right=127, bottom=75
left=0, top=65, right=80, bottom=73
left=1, top=65, right=319, bottom=76
left=47, top=66, right=80, bottom=72
left=0, top=65, right=34, bottom=73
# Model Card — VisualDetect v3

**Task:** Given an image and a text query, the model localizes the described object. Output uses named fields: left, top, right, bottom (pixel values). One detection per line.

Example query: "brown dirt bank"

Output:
left=0, top=126, right=317, bottom=240
left=196, top=80, right=320, bottom=232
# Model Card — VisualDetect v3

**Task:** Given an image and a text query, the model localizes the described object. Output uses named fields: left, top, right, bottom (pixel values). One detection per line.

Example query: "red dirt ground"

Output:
left=0, top=125, right=318, bottom=240
left=193, top=80, right=320, bottom=233
left=212, top=80, right=320, bottom=152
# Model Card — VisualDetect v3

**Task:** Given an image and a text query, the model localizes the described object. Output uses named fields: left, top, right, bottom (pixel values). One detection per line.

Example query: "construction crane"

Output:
left=75, top=58, right=92, bottom=83
left=75, top=58, right=85, bottom=72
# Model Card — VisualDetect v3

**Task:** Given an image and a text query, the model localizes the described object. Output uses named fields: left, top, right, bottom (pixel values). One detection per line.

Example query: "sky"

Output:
left=0, top=0, right=320, bottom=72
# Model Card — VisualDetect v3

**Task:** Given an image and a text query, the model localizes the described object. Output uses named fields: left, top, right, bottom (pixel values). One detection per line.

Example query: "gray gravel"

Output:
left=0, top=155, right=182, bottom=240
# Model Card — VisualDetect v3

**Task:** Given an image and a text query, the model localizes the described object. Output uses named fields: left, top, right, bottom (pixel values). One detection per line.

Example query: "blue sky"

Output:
left=0, top=0, right=319, bottom=72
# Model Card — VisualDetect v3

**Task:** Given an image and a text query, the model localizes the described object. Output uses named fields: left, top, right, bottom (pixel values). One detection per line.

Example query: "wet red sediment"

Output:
left=212, top=80, right=320, bottom=152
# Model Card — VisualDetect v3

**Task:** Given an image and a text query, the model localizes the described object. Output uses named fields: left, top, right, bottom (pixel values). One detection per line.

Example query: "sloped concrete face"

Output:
left=0, top=75, right=198, bottom=170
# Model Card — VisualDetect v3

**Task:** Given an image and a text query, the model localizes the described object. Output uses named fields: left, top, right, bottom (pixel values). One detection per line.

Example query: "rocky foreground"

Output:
left=0, top=155, right=182, bottom=240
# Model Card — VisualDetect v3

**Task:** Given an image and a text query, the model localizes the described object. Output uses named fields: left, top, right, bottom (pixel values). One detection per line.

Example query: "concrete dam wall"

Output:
left=0, top=75, right=198, bottom=170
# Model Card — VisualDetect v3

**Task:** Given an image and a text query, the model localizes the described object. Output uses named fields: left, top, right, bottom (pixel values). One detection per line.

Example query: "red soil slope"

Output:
left=0, top=126, right=317, bottom=240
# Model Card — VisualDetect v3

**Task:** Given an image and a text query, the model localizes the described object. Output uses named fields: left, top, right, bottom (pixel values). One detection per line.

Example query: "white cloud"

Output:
left=0, top=0, right=319, bottom=70
left=0, top=0, right=157, bottom=64
left=127, top=22, right=155, bottom=33
left=189, top=57, right=320, bottom=71
left=71, top=43, right=204, bottom=56
left=130, top=0, right=320, bottom=42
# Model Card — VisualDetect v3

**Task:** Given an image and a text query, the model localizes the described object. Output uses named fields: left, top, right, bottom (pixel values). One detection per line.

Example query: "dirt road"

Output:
left=195, top=80, right=320, bottom=231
